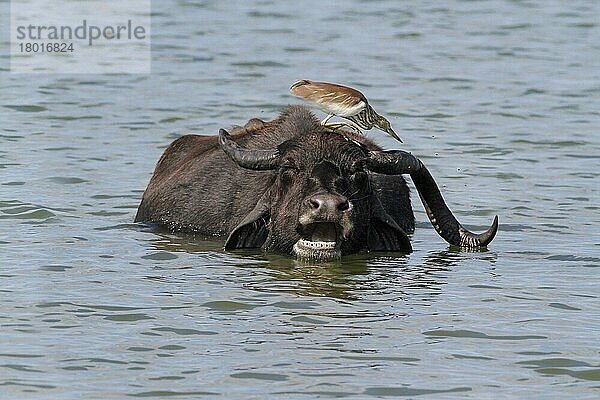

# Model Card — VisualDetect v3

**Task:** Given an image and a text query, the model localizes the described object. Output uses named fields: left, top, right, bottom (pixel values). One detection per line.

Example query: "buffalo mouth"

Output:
left=293, top=222, right=342, bottom=260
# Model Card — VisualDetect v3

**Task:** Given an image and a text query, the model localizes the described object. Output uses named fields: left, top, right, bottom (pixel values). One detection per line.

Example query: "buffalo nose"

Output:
left=308, top=193, right=350, bottom=218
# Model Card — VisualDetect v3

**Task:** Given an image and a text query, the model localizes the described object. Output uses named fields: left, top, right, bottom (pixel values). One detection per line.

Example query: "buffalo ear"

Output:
left=225, top=192, right=270, bottom=250
left=367, top=195, right=412, bottom=253
left=225, top=218, right=269, bottom=249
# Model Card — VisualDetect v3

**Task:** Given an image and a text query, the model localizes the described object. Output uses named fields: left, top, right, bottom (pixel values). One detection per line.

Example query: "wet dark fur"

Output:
left=135, top=105, right=414, bottom=255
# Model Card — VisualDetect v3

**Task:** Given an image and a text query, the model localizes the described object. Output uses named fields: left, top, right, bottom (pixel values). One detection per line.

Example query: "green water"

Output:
left=1, top=1, right=599, bottom=398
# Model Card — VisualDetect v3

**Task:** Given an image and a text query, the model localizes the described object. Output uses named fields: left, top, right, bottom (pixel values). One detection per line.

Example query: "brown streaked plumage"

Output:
left=290, top=79, right=403, bottom=143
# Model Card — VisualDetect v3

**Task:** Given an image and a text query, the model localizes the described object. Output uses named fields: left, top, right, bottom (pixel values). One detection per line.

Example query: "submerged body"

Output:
left=135, top=106, right=497, bottom=260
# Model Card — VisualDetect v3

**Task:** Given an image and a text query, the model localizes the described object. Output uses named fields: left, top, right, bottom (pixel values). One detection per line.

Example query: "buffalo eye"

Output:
left=279, top=158, right=298, bottom=171
left=278, top=158, right=298, bottom=184
left=334, top=176, right=350, bottom=194
left=351, top=171, right=368, bottom=188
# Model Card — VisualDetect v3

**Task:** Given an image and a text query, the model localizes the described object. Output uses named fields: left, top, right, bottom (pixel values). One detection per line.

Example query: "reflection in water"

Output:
left=243, top=254, right=372, bottom=300
left=146, top=230, right=376, bottom=299
left=423, top=248, right=498, bottom=268
left=143, top=229, right=487, bottom=302
left=423, top=249, right=464, bottom=268
left=144, top=227, right=225, bottom=254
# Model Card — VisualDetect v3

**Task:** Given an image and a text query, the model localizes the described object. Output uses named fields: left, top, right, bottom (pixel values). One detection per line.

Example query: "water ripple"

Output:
left=3, top=105, right=47, bottom=112
left=423, top=329, right=547, bottom=340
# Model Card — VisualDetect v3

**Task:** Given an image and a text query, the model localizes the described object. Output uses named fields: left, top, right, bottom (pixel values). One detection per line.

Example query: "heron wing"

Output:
left=290, top=80, right=368, bottom=115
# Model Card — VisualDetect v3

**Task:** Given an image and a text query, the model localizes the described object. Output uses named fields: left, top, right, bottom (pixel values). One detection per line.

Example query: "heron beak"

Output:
left=384, top=125, right=403, bottom=143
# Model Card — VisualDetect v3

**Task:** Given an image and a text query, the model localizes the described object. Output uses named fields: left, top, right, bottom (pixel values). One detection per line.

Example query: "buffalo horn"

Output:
left=410, top=163, right=499, bottom=248
left=366, top=149, right=498, bottom=248
left=365, top=149, right=421, bottom=175
left=219, top=129, right=280, bottom=170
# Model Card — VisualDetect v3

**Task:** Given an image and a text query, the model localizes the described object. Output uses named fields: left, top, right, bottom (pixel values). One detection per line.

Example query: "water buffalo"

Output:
left=135, top=105, right=498, bottom=260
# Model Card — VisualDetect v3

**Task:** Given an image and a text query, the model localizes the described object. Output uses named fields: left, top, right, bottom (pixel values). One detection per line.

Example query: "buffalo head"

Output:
left=218, top=108, right=497, bottom=260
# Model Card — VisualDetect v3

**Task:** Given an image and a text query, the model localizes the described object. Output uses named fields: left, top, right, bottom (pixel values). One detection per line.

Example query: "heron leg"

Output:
left=321, top=114, right=334, bottom=125
left=323, top=121, right=363, bottom=135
